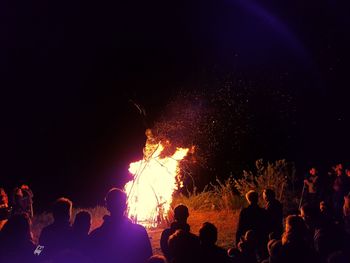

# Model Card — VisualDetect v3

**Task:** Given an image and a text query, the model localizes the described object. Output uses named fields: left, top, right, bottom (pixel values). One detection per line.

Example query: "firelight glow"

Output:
left=125, top=140, right=189, bottom=227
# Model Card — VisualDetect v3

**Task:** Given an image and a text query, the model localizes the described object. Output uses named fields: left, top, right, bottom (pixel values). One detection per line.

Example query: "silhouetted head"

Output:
left=334, top=164, right=343, bottom=176
left=344, top=192, right=350, bottom=202
left=148, top=255, right=167, bottom=263
left=173, top=204, right=189, bottom=223
left=0, top=188, right=8, bottom=207
left=1, top=213, right=33, bottom=243
left=199, top=222, right=217, bottom=246
left=227, top=247, right=241, bottom=259
left=52, top=197, right=72, bottom=223
left=320, top=201, right=330, bottom=214
left=309, top=167, right=317, bottom=176
left=13, top=187, right=23, bottom=205
left=73, top=211, right=91, bottom=235
left=300, top=203, right=319, bottom=226
left=20, top=185, right=33, bottom=199
left=244, top=230, right=256, bottom=243
left=105, top=188, right=127, bottom=218
left=285, top=215, right=305, bottom=232
left=343, top=193, right=350, bottom=217
left=263, top=189, right=275, bottom=202
left=282, top=215, right=306, bottom=245
left=245, top=190, right=258, bottom=205
left=346, top=169, right=350, bottom=177
left=267, top=239, right=282, bottom=257
left=238, top=240, right=250, bottom=253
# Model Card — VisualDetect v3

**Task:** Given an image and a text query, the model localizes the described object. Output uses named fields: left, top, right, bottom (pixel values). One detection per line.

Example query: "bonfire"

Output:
left=125, top=129, right=190, bottom=227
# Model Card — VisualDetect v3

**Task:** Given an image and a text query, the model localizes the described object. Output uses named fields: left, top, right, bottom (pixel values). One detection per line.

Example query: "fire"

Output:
left=125, top=132, right=190, bottom=227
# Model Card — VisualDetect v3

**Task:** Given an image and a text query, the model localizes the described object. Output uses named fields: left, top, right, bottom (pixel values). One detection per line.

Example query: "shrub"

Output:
left=172, top=186, right=214, bottom=211
left=210, top=177, right=244, bottom=210
left=233, top=159, right=298, bottom=211
left=172, top=177, right=244, bottom=212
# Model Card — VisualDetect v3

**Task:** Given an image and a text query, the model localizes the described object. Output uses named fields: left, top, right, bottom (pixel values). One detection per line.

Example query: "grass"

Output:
left=186, top=210, right=238, bottom=249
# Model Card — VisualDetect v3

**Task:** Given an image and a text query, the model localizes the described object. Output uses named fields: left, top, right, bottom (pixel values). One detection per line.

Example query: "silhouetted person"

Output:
left=12, top=187, right=25, bottom=215
left=346, top=168, right=350, bottom=193
left=0, top=187, right=11, bottom=231
left=263, top=189, right=283, bottom=238
left=88, top=188, right=152, bottom=263
left=344, top=192, right=350, bottom=236
left=168, top=229, right=201, bottom=263
left=320, top=201, right=334, bottom=225
left=261, top=239, right=282, bottom=263
left=318, top=199, right=346, bottom=261
left=300, top=203, right=319, bottom=238
left=301, top=201, right=343, bottom=260
left=314, top=225, right=343, bottom=261
left=279, top=215, right=317, bottom=263
left=237, top=230, right=259, bottom=263
left=12, top=185, right=34, bottom=218
left=199, top=222, right=230, bottom=263
left=304, top=167, right=320, bottom=206
left=39, top=197, right=74, bottom=260
left=72, top=210, right=91, bottom=253
left=332, top=164, right=347, bottom=220
left=227, top=247, right=244, bottom=263
left=47, top=223, right=94, bottom=263
left=20, top=184, right=34, bottom=217
left=0, top=213, right=36, bottom=263
left=236, top=190, right=268, bottom=259
left=160, top=204, right=193, bottom=261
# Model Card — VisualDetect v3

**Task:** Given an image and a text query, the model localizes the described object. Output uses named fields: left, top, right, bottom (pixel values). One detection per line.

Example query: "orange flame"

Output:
left=125, top=137, right=189, bottom=227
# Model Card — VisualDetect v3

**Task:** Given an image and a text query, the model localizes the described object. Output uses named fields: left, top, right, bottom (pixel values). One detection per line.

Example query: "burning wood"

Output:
left=125, top=130, right=190, bottom=227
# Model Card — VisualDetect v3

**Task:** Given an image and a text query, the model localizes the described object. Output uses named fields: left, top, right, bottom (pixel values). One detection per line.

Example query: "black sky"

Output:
left=1, top=1, right=349, bottom=208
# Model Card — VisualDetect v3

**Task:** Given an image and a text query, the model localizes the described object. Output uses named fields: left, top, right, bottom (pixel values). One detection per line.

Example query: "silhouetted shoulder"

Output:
left=130, top=221, right=149, bottom=232
left=161, top=228, right=172, bottom=239
left=88, top=222, right=105, bottom=238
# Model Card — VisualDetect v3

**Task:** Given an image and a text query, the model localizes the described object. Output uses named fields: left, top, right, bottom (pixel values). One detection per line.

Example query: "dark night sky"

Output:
left=1, top=1, right=349, bottom=209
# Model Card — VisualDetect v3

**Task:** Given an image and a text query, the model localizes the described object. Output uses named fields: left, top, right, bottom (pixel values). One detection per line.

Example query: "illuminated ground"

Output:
left=148, top=210, right=238, bottom=254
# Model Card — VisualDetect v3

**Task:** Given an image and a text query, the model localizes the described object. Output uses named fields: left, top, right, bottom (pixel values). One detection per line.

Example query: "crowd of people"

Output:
left=0, top=163, right=350, bottom=263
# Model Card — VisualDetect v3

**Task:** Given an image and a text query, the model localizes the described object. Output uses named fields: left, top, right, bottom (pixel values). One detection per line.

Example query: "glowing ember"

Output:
left=125, top=132, right=189, bottom=227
